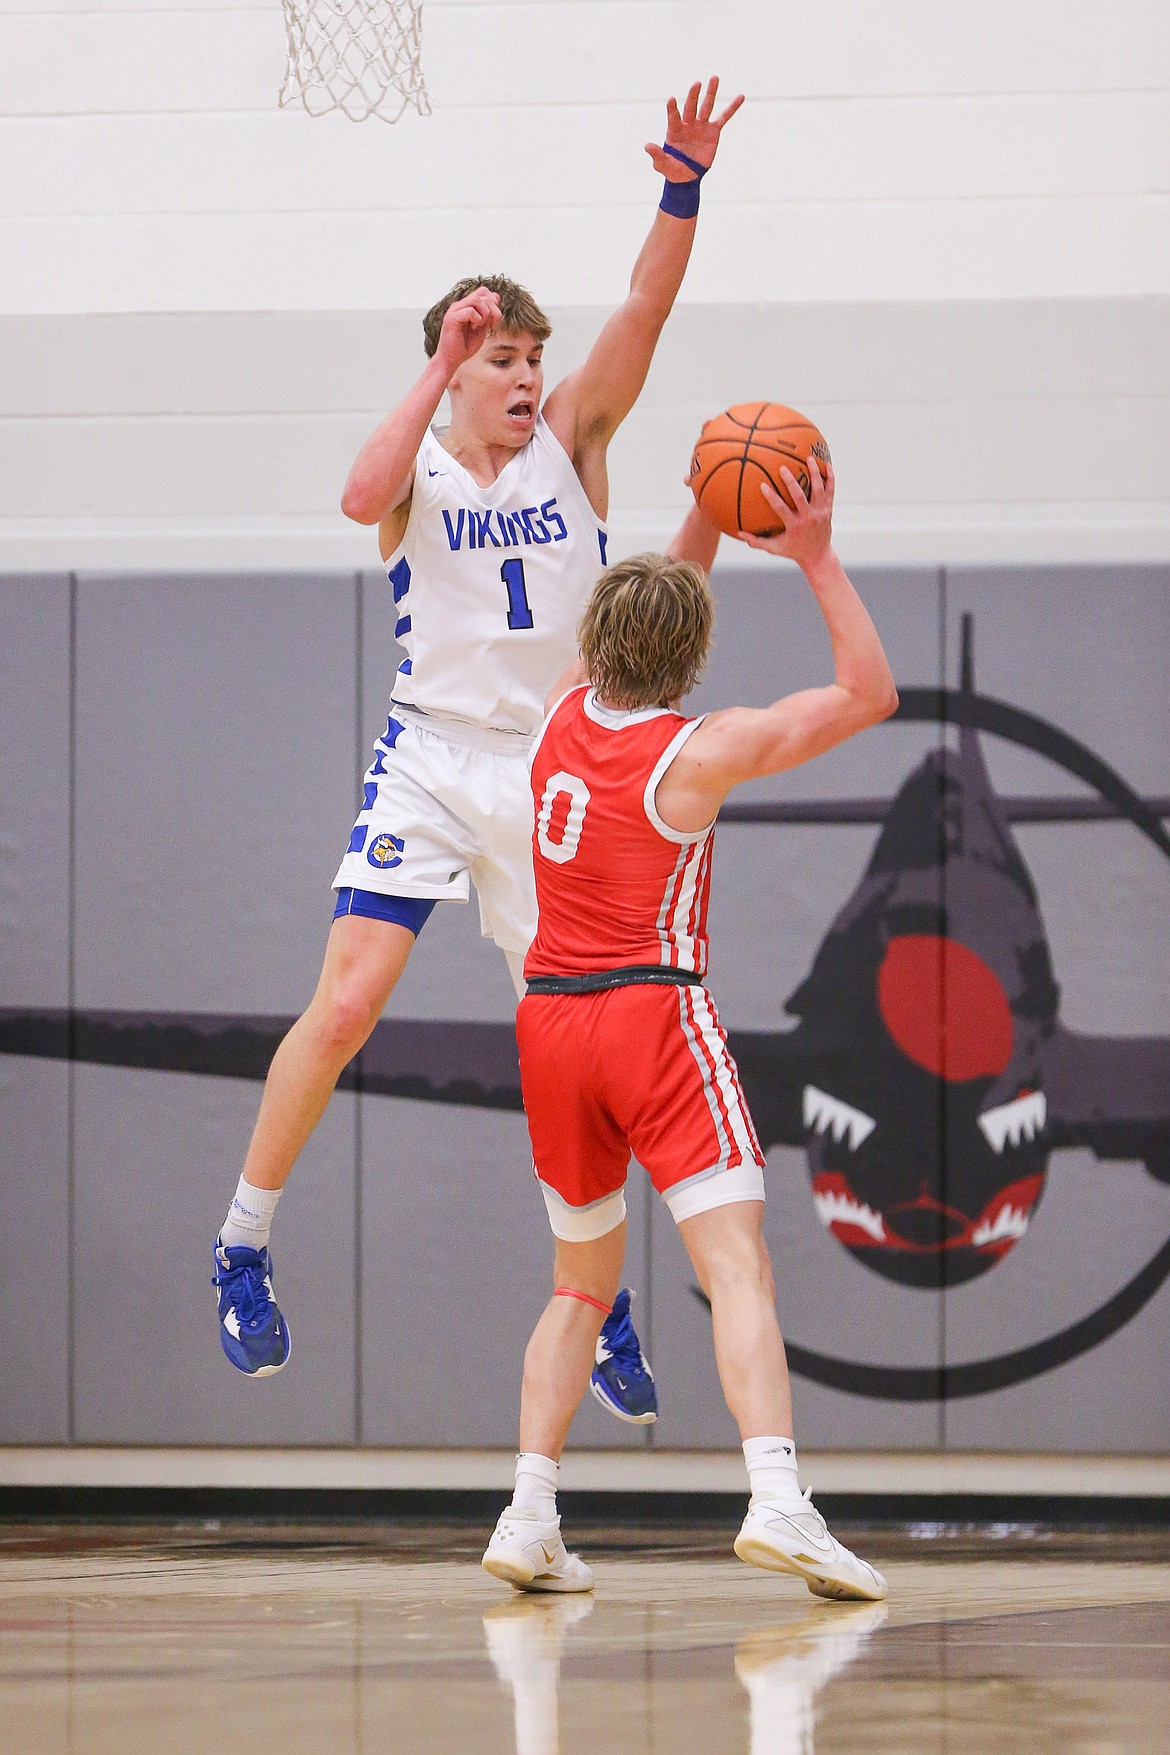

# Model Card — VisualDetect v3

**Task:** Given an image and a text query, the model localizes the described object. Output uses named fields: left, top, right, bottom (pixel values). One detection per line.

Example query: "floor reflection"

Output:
left=482, top=1592, right=888, bottom=1755
left=484, top=1597, right=596, bottom=1755
left=735, top=1604, right=888, bottom=1755
left=1, top=1525, right=1168, bottom=1755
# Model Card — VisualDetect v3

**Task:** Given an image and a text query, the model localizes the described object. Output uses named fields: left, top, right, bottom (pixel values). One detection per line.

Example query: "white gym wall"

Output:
left=1, top=0, right=1168, bottom=568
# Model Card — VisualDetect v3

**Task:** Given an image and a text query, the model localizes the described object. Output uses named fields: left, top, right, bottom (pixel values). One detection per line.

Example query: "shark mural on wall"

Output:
left=4, top=617, right=1169, bottom=1395
left=727, top=617, right=1170, bottom=1293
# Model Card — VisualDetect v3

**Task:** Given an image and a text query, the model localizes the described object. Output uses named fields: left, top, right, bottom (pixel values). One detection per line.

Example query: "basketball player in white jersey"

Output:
left=212, top=79, right=743, bottom=1405
left=482, top=463, right=897, bottom=1599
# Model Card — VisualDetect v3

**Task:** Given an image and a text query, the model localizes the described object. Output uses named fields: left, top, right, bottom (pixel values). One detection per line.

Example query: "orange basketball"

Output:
left=688, top=403, right=831, bottom=538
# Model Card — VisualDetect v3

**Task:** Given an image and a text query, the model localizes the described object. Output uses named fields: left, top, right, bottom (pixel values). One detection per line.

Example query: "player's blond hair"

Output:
left=422, top=275, right=552, bottom=357
left=580, top=554, right=713, bottom=710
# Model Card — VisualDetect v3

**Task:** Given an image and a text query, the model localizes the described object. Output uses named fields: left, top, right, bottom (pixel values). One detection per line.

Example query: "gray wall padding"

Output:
left=0, top=577, right=71, bottom=1440
left=1, top=563, right=1167, bottom=1451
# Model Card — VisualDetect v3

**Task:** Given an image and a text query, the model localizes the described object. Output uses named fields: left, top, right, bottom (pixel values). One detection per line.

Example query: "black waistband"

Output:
left=525, top=965, right=703, bottom=996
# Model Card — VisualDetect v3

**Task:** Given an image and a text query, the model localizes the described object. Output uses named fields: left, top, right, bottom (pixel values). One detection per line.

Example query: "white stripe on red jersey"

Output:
left=683, top=984, right=760, bottom=1167
left=526, top=687, right=715, bottom=979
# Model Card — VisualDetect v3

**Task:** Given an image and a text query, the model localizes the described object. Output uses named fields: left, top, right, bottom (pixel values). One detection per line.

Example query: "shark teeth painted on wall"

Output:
left=803, top=1084, right=877, bottom=1151
left=971, top=1203, right=1032, bottom=1246
left=812, top=1185, right=887, bottom=1242
left=978, top=1091, right=1047, bottom=1154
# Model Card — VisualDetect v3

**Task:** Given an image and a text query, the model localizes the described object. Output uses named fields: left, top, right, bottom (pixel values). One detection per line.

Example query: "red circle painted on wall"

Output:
left=877, top=934, right=1013, bottom=1082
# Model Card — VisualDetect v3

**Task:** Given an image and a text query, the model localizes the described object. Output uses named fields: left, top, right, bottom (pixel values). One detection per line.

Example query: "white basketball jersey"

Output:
left=386, top=416, right=609, bottom=735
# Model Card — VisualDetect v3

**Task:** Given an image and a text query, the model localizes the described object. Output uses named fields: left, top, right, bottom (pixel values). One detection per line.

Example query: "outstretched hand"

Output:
left=645, top=76, right=744, bottom=179
left=434, top=286, right=502, bottom=374
left=739, top=461, right=836, bottom=568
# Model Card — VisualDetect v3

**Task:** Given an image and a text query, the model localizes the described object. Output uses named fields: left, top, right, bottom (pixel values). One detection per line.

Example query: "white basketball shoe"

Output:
left=482, top=1507, right=595, bottom=1594
left=734, top=1489, right=888, bottom=1602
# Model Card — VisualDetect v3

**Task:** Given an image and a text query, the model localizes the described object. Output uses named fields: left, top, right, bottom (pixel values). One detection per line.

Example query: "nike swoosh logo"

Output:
left=780, top=1522, right=835, bottom=1553
left=540, top=1543, right=558, bottom=1566
left=427, top=467, right=442, bottom=477
left=615, top=1376, right=628, bottom=1391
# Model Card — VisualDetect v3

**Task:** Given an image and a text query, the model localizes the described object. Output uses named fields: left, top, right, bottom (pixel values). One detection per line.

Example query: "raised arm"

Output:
left=340, top=286, right=501, bottom=553
left=542, top=78, right=743, bottom=503
left=656, top=463, right=898, bottom=831
left=666, top=499, right=722, bottom=573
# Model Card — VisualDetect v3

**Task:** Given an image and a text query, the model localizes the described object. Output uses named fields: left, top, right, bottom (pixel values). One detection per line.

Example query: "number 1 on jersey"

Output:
left=501, top=557, right=534, bottom=630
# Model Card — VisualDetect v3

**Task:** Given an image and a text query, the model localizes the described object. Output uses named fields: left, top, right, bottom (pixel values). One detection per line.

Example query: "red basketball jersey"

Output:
left=526, top=686, right=715, bottom=978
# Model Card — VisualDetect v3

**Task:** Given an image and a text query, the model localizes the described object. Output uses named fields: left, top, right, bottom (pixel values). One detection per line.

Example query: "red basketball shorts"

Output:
left=516, top=982, right=766, bottom=1241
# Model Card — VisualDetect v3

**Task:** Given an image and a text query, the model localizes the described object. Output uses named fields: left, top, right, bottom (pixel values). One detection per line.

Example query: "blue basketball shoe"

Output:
left=213, top=1237, right=291, bottom=1377
left=590, top=1288, right=657, bottom=1423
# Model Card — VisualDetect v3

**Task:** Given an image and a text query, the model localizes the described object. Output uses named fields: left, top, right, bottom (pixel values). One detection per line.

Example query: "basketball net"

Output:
left=279, top=0, right=432, bottom=123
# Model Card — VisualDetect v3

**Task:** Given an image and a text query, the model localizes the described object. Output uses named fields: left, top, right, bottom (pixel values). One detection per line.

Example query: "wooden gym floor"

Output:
left=2, top=1520, right=1168, bottom=1754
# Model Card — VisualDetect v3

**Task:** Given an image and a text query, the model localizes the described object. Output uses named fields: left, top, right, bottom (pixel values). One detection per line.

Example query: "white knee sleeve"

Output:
left=539, top=1179, right=627, bottom=1242
left=663, top=1158, right=766, bottom=1225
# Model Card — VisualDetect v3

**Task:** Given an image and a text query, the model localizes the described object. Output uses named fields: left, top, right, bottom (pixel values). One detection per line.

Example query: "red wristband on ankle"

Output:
left=554, top=1286, right=613, bottom=1316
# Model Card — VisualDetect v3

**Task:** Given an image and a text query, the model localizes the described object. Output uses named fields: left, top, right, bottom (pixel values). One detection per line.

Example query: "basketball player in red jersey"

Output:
left=482, top=460, right=898, bottom=1598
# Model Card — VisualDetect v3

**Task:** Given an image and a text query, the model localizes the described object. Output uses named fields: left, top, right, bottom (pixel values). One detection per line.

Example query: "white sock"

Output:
left=743, top=1436, right=802, bottom=1506
left=220, top=1176, right=282, bottom=1252
left=511, top=1452, right=559, bottom=1520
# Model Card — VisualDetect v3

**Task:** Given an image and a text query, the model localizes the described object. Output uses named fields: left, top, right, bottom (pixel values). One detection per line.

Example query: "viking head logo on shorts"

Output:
left=367, top=832, right=405, bottom=869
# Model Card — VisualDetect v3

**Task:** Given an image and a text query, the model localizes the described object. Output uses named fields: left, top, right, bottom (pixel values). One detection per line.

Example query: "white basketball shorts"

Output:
left=331, top=708, right=537, bottom=954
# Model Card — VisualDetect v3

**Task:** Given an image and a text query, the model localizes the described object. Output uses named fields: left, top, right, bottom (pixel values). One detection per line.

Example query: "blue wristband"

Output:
left=658, top=143, right=706, bottom=219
